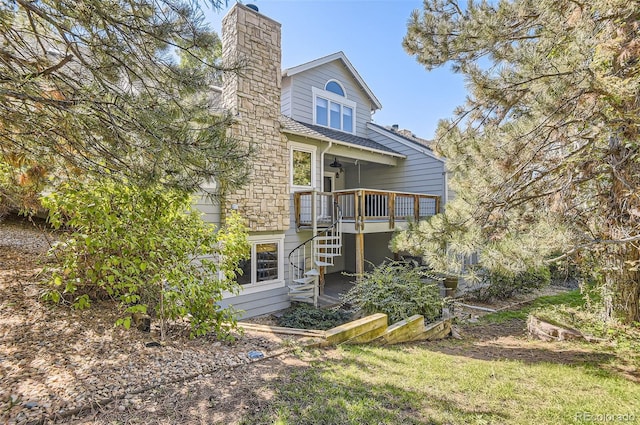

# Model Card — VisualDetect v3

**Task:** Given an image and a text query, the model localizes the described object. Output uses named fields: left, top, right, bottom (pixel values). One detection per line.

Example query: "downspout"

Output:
left=319, top=141, right=333, bottom=192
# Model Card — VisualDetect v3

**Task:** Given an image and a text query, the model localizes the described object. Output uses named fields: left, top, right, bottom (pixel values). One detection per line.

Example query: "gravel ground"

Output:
left=0, top=216, right=307, bottom=424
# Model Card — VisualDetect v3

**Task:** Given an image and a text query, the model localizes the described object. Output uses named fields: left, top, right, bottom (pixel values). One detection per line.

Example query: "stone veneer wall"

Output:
left=221, top=4, right=290, bottom=232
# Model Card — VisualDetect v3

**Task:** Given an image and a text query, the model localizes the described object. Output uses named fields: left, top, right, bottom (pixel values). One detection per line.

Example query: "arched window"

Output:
left=325, top=80, right=345, bottom=97
left=314, top=80, right=355, bottom=133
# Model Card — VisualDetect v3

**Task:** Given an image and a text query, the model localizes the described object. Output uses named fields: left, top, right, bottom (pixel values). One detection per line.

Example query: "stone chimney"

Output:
left=221, top=4, right=289, bottom=232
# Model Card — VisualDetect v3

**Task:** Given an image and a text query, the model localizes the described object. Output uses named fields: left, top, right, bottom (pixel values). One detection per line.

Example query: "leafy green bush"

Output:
left=276, top=303, right=352, bottom=330
left=341, top=260, right=442, bottom=323
left=470, top=266, right=551, bottom=302
left=41, top=179, right=249, bottom=339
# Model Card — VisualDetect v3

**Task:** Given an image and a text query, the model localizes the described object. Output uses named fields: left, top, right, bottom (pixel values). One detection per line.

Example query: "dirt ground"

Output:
left=0, top=217, right=309, bottom=425
left=71, top=315, right=640, bottom=425
left=1, top=215, right=636, bottom=424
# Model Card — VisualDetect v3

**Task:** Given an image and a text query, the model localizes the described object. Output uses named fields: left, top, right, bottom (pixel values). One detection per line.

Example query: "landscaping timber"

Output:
left=412, top=319, right=452, bottom=341
left=376, top=314, right=426, bottom=345
left=240, top=314, right=451, bottom=346
left=324, top=313, right=388, bottom=345
left=237, top=322, right=326, bottom=338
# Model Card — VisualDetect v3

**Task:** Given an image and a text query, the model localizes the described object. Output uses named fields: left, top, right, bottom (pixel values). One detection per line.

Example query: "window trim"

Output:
left=325, top=79, right=346, bottom=96
left=290, top=142, right=317, bottom=189
left=312, top=86, right=357, bottom=134
left=231, top=234, right=285, bottom=296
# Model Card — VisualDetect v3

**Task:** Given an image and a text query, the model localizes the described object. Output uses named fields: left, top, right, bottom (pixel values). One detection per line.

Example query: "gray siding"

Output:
left=193, top=192, right=221, bottom=226
left=281, top=77, right=292, bottom=116
left=287, top=61, right=374, bottom=137
left=342, top=233, right=394, bottom=273
left=218, top=287, right=290, bottom=319
left=352, top=129, right=446, bottom=205
left=194, top=196, right=289, bottom=318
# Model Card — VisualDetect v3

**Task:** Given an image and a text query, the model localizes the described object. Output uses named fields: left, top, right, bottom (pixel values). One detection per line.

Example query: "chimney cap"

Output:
left=391, top=124, right=399, bottom=130
left=246, top=4, right=259, bottom=12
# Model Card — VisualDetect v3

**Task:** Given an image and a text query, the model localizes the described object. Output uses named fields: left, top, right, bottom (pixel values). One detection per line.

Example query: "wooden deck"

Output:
left=294, top=188, right=440, bottom=233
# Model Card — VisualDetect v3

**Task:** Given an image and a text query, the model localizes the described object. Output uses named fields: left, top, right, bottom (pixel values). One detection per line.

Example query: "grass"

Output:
left=238, top=291, right=640, bottom=425
left=481, top=289, right=586, bottom=323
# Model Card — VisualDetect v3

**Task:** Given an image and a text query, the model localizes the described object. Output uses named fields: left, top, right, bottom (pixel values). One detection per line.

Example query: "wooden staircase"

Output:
left=288, top=195, right=342, bottom=306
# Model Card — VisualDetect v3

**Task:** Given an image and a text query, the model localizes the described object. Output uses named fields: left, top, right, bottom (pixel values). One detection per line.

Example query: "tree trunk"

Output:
left=605, top=137, right=640, bottom=324
left=614, top=245, right=640, bottom=324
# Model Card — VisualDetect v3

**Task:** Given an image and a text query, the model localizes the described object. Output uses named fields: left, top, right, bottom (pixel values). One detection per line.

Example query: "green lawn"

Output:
left=240, top=292, right=640, bottom=425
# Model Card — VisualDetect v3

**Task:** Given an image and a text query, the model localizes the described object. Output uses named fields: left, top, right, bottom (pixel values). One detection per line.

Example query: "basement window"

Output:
left=237, top=237, right=283, bottom=286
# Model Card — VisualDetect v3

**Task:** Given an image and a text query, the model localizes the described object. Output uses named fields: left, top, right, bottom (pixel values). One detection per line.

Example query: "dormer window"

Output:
left=313, top=81, right=356, bottom=134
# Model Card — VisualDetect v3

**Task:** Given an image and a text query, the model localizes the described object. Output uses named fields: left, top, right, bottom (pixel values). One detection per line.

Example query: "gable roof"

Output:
left=281, top=116, right=404, bottom=158
left=367, top=122, right=445, bottom=164
left=368, top=122, right=433, bottom=150
left=282, top=51, right=382, bottom=111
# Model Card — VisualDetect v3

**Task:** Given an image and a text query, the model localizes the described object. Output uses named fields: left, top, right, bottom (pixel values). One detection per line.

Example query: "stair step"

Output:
left=315, top=236, right=341, bottom=241
left=289, top=289, right=315, bottom=296
left=316, top=253, right=340, bottom=258
left=305, top=268, right=320, bottom=276
left=290, top=295, right=314, bottom=303
left=292, top=277, right=316, bottom=284
left=289, top=283, right=315, bottom=291
left=315, top=260, right=334, bottom=267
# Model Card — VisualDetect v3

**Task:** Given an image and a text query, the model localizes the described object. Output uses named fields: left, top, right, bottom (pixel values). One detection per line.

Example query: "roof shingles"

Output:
left=280, top=116, right=402, bottom=156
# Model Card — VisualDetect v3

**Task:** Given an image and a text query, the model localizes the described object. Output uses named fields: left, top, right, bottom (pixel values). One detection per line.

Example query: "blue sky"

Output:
left=205, top=0, right=467, bottom=140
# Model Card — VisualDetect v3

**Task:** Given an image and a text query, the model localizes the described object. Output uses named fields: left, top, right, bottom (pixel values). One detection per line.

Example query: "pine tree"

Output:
left=0, top=0, right=252, bottom=204
left=397, top=0, right=640, bottom=323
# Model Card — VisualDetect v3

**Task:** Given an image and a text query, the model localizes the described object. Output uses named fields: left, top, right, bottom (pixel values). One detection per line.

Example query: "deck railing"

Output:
left=294, top=189, right=440, bottom=231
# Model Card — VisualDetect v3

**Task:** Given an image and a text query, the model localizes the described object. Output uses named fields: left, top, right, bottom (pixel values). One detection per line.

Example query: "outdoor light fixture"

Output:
left=329, top=157, right=342, bottom=168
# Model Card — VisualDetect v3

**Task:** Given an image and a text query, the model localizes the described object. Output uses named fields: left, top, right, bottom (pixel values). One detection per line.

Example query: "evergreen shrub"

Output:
left=277, top=303, right=352, bottom=330
left=341, top=260, right=442, bottom=323
left=470, top=266, right=551, bottom=301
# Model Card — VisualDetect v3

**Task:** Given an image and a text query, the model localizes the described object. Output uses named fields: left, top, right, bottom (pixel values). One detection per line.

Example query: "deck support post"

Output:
left=312, top=188, right=318, bottom=307
left=388, top=193, right=395, bottom=229
left=355, top=232, right=364, bottom=280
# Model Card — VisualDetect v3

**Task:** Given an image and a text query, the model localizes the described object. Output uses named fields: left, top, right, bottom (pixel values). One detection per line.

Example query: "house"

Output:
left=199, top=3, right=448, bottom=318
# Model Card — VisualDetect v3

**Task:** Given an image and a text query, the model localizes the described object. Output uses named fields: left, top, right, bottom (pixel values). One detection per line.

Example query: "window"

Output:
left=330, top=102, right=341, bottom=129
left=343, top=106, right=353, bottom=132
left=325, top=80, right=345, bottom=96
left=291, top=143, right=316, bottom=188
left=315, top=97, right=328, bottom=126
left=313, top=85, right=356, bottom=134
left=237, top=238, right=283, bottom=287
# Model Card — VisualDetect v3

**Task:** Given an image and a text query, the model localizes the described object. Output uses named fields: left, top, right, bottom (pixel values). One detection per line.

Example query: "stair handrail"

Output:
left=288, top=200, right=343, bottom=277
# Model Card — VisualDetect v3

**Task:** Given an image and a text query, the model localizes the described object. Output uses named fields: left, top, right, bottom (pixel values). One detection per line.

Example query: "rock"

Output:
left=247, top=350, right=264, bottom=360
left=24, top=401, right=39, bottom=409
